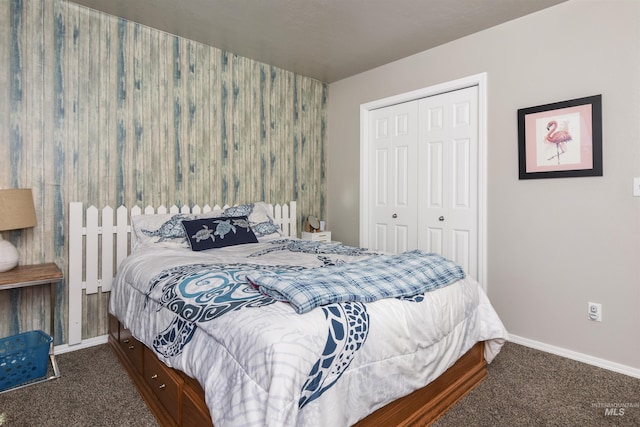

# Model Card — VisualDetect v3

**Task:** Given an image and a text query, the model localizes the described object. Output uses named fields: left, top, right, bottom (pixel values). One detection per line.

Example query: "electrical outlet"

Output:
left=588, top=302, right=602, bottom=322
left=634, top=177, right=640, bottom=197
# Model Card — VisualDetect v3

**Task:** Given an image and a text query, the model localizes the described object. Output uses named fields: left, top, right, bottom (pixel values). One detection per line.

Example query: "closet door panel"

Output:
left=418, top=86, right=478, bottom=279
left=374, top=224, right=388, bottom=252
left=374, top=148, right=389, bottom=206
left=426, top=140, right=444, bottom=209
left=368, top=101, right=418, bottom=253
left=393, top=224, right=410, bottom=254
left=452, top=229, right=471, bottom=274
left=395, top=145, right=410, bottom=207
left=425, top=227, right=443, bottom=254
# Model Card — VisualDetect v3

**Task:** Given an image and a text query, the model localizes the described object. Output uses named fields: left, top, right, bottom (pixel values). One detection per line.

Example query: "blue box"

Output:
left=0, top=330, right=52, bottom=392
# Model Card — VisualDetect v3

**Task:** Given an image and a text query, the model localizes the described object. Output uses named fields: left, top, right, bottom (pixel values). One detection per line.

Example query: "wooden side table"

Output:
left=0, top=263, right=63, bottom=391
left=301, top=231, right=332, bottom=242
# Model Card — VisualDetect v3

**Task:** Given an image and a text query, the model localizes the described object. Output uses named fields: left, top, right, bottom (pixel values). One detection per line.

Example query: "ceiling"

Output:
left=70, top=0, right=567, bottom=83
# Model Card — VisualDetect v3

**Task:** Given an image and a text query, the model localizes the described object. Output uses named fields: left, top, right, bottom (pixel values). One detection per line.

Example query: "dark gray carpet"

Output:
left=0, top=344, right=158, bottom=427
left=1, top=342, right=638, bottom=426
left=434, top=343, right=640, bottom=427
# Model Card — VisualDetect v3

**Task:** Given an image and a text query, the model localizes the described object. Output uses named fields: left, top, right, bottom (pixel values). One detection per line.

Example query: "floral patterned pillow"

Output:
left=181, top=216, right=258, bottom=251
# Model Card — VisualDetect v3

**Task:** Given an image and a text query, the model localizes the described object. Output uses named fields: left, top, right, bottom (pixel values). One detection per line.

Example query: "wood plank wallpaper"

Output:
left=0, top=0, right=327, bottom=344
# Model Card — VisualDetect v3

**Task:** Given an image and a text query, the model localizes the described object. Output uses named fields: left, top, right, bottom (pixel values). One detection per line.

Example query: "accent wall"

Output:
left=0, top=0, right=327, bottom=344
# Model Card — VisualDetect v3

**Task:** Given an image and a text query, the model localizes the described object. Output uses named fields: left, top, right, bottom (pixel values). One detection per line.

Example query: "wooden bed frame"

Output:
left=71, top=201, right=487, bottom=426
left=108, top=317, right=485, bottom=427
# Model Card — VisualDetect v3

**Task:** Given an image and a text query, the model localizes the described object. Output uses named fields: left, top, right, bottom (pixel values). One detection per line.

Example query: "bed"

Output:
left=76, top=200, right=508, bottom=426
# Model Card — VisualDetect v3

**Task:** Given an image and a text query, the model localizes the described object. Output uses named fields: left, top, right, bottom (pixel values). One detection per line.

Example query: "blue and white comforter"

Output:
left=109, top=239, right=508, bottom=427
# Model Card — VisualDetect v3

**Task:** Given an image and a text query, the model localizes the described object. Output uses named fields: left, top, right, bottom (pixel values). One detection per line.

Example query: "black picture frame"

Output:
left=517, top=95, right=602, bottom=179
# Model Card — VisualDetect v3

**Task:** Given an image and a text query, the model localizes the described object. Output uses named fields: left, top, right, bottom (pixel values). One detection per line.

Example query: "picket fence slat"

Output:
left=101, top=206, right=114, bottom=292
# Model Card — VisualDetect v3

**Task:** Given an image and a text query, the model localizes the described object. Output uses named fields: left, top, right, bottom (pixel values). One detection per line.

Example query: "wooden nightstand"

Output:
left=0, top=263, right=63, bottom=392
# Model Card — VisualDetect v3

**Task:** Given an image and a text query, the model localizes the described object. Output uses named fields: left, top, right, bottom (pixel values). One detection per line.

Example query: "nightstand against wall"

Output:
left=301, top=231, right=332, bottom=242
left=0, top=263, right=63, bottom=392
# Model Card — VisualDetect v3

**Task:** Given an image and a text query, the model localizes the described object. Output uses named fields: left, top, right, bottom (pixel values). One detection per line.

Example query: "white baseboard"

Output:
left=53, top=334, right=109, bottom=355
left=509, top=334, right=640, bottom=379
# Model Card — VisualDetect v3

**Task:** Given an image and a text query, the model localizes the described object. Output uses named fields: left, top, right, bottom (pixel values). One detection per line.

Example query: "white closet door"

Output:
left=368, top=101, right=418, bottom=253
left=417, top=86, right=478, bottom=279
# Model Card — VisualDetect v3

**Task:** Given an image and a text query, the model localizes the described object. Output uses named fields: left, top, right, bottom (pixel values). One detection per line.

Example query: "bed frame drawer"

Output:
left=119, top=325, right=144, bottom=375
left=144, top=349, right=183, bottom=423
left=181, top=375, right=214, bottom=427
left=108, top=314, right=120, bottom=341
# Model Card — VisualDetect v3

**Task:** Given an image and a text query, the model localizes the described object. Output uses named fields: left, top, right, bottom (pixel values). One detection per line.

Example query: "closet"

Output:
left=364, top=86, right=479, bottom=279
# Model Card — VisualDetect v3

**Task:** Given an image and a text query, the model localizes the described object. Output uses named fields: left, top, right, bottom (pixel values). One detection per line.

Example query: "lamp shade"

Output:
left=0, top=189, right=37, bottom=231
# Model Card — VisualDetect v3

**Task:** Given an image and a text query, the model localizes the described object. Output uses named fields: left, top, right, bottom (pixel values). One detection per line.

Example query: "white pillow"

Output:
left=131, top=213, right=194, bottom=249
left=216, top=202, right=282, bottom=240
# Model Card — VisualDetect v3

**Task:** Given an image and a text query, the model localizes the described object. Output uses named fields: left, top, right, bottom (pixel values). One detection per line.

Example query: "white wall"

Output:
left=327, top=0, right=640, bottom=371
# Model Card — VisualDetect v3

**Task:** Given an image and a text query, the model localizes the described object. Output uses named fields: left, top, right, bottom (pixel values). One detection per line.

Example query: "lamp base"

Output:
left=0, top=237, right=20, bottom=272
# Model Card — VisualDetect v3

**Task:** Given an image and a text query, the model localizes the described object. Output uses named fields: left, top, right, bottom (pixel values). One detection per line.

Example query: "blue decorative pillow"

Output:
left=181, top=216, right=258, bottom=251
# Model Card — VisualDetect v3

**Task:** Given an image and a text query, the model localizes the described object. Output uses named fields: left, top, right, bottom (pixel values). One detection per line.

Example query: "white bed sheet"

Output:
left=109, top=239, right=508, bottom=427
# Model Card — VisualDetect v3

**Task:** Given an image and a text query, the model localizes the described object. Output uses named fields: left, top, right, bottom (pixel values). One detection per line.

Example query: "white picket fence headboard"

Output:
left=67, top=201, right=297, bottom=346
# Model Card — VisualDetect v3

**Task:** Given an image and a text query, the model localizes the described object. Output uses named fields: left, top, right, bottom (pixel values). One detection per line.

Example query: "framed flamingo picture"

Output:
left=517, top=94, right=602, bottom=179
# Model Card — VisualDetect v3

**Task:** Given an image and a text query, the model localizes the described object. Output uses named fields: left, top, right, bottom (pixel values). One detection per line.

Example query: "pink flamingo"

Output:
left=545, top=120, right=572, bottom=164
